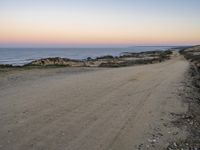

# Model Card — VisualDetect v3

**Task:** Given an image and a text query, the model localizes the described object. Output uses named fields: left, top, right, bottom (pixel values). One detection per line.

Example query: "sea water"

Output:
left=0, top=46, right=173, bottom=66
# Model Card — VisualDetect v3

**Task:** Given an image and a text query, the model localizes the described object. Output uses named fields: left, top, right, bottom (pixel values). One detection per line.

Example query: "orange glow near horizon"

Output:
left=0, top=0, right=200, bottom=47
left=1, top=20, right=199, bottom=46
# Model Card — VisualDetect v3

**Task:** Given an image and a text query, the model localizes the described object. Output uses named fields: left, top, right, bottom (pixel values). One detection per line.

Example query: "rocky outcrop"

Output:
left=20, top=50, right=173, bottom=68
left=98, top=50, right=172, bottom=67
left=26, top=57, right=86, bottom=67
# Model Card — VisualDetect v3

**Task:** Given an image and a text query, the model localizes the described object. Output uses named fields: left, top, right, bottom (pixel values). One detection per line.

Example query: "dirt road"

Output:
left=0, top=55, right=189, bottom=150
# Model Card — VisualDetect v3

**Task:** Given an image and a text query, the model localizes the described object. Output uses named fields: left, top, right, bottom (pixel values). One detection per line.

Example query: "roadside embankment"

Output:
left=167, top=45, right=200, bottom=149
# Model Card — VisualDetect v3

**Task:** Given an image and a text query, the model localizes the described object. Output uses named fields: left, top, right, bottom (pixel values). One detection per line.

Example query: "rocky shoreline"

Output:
left=27, top=50, right=173, bottom=67
left=0, top=50, right=173, bottom=69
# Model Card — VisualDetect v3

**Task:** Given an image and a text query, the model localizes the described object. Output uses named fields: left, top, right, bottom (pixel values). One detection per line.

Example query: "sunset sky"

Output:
left=0, top=0, right=200, bottom=47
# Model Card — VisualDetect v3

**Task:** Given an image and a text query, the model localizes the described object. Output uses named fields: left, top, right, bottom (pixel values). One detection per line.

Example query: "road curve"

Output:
left=0, top=55, right=189, bottom=150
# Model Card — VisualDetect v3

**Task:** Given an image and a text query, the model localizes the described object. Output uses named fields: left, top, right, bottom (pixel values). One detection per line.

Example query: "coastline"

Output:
left=0, top=46, right=175, bottom=66
left=0, top=50, right=173, bottom=69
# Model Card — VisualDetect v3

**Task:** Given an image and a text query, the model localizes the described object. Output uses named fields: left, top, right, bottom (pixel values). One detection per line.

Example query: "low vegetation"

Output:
left=0, top=50, right=173, bottom=69
left=180, top=45, right=200, bottom=71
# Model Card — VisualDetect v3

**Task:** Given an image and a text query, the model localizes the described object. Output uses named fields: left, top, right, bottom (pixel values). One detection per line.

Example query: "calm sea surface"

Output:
left=0, top=46, right=173, bottom=66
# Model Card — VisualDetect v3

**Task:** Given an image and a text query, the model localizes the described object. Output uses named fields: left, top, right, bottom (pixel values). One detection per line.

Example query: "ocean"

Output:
left=0, top=46, right=173, bottom=66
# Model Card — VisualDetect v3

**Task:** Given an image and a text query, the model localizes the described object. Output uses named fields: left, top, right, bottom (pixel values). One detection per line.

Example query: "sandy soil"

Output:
left=0, top=54, right=189, bottom=150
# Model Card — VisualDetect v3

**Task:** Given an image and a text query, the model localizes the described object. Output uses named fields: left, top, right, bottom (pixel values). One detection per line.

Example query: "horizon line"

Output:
left=0, top=45, right=194, bottom=49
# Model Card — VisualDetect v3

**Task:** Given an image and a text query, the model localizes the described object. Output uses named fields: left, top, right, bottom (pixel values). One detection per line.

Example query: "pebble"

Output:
left=173, top=142, right=177, bottom=147
left=148, top=139, right=156, bottom=143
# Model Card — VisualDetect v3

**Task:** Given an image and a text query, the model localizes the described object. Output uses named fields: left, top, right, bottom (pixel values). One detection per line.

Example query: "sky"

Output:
left=0, top=0, right=200, bottom=48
